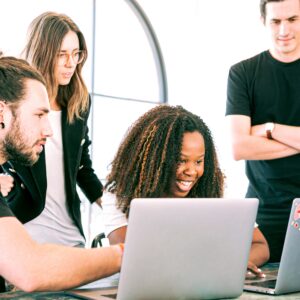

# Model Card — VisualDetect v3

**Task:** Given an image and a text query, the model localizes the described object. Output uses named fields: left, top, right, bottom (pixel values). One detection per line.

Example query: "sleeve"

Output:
left=102, top=192, right=128, bottom=237
left=0, top=162, right=33, bottom=223
left=0, top=198, right=14, bottom=218
left=226, top=61, right=252, bottom=117
left=76, top=100, right=103, bottom=203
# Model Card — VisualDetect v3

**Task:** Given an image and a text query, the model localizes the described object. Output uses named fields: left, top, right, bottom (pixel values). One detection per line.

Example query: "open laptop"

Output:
left=244, top=198, right=300, bottom=295
left=104, top=197, right=258, bottom=300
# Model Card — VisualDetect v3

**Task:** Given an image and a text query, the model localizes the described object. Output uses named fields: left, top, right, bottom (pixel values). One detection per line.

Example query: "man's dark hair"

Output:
left=260, top=0, right=286, bottom=21
left=0, top=53, right=45, bottom=106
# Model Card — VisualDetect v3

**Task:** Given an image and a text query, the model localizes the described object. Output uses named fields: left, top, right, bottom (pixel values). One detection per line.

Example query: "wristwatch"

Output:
left=265, top=122, right=275, bottom=139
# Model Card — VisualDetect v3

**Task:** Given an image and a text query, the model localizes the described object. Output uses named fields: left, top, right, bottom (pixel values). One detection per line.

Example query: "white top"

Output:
left=25, top=110, right=85, bottom=247
left=102, top=191, right=128, bottom=237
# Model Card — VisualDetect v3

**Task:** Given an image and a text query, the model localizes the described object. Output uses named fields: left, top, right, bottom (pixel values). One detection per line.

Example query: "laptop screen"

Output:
left=117, top=198, right=258, bottom=300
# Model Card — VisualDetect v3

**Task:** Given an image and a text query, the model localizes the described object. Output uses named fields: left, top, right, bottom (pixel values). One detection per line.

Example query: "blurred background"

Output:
left=0, top=0, right=268, bottom=244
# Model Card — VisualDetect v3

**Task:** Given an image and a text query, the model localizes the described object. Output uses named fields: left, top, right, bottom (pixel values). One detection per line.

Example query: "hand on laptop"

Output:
left=246, top=261, right=266, bottom=279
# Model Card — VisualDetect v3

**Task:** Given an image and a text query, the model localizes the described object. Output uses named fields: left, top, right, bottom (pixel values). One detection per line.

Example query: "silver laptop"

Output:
left=114, top=198, right=258, bottom=300
left=244, top=198, right=300, bottom=295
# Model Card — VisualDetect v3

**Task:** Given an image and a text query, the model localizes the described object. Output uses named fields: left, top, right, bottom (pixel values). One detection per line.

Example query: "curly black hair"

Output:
left=105, top=105, right=224, bottom=217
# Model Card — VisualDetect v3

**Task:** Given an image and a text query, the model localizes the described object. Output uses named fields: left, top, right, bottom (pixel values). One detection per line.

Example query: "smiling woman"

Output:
left=169, top=131, right=205, bottom=198
left=102, top=104, right=224, bottom=243
left=101, top=104, right=270, bottom=276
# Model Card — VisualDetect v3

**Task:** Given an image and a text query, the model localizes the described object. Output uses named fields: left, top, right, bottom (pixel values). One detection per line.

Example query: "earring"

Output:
left=0, top=122, right=5, bottom=129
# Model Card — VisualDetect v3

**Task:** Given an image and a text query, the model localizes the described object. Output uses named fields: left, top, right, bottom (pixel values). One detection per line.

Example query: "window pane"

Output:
left=94, top=0, right=160, bottom=102
left=91, top=96, right=157, bottom=180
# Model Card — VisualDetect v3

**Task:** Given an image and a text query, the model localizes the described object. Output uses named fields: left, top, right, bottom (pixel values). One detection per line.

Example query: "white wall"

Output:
left=0, top=0, right=94, bottom=87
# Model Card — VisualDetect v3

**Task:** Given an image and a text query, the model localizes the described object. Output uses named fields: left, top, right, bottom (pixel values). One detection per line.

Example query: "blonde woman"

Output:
left=4, top=12, right=102, bottom=247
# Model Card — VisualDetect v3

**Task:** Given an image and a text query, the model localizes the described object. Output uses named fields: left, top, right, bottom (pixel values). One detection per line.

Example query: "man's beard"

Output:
left=2, top=121, right=39, bottom=166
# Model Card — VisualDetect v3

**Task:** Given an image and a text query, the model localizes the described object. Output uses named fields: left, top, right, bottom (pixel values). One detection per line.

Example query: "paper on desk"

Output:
left=76, top=272, right=120, bottom=290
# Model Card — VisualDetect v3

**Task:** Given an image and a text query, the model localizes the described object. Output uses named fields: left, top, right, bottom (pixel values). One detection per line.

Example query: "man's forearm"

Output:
left=227, top=115, right=299, bottom=161
left=271, top=123, right=300, bottom=151
left=0, top=217, right=122, bottom=292
left=231, top=134, right=298, bottom=160
left=22, top=243, right=122, bottom=292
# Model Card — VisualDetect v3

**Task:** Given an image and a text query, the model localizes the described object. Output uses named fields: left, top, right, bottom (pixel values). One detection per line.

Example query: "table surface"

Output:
left=70, top=272, right=300, bottom=300
left=2, top=271, right=300, bottom=299
left=1, top=285, right=300, bottom=299
left=72, top=287, right=300, bottom=300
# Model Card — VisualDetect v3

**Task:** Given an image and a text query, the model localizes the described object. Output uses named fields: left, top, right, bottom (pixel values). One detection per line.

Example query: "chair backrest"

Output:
left=91, top=232, right=106, bottom=248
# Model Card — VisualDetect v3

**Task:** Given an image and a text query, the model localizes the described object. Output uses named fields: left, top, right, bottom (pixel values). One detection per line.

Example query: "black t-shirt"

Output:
left=226, top=51, right=300, bottom=261
left=0, top=198, right=13, bottom=217
left=226, top=50, right=300, bottom=206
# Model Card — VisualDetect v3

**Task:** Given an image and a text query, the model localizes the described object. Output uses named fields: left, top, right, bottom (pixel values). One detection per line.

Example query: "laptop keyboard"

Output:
left=104, top=294, right=117, bottom=299
left=247, top=279, right=277, bottom=289
left=265, top=270, right=278, bottom=276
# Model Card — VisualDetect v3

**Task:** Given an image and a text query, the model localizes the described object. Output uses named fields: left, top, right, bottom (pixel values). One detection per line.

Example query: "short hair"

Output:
left=105, top=104, right=224, bottom=217
left=260, top=0, right=285, bottom=21
left=0, top=53, right=45, bottom=106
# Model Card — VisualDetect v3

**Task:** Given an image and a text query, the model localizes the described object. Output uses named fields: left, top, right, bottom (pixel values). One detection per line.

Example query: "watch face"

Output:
left=266, top=122, right=274, bottom=139
left=266, top=123, right=274, bottom=131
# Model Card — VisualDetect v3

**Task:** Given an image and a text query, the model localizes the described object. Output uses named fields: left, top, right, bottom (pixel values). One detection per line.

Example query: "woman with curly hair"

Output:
left=103, top=104, right=269, bottom=277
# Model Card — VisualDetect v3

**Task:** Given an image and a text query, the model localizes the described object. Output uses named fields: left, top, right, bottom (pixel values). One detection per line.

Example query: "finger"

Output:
left=1, top=190, right=8, bottom=197
left=6, top=182, right=14, bottom=188
left=0, top=186, right=12, bottom=196
left=0, top=183, right=13, bottom=190
left=0, top=185, right=7, bottom=197
left=3, top=174, right=14, bottom=184
left=246, top=271, right=257, bottom=279
left=254, top=269, right=266, bottom=278
left=0, top=175, right=14, bottom=187
left=247, top=262, right=258, bottom=272
left=247, top=267, right=266, bottom=278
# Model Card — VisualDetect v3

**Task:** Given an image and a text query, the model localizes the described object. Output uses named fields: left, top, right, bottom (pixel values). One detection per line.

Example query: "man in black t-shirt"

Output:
left=226, top=0, right=300, bottom=262
left=0, top=55, right=123, bottom=292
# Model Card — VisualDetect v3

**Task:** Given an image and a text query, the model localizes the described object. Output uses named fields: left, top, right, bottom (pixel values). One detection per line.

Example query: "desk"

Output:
left=71, top=271, right=300, bottom=299
left=1, top=287, right=300, bottom=299
left=72, top=272, right=300, bottom=299
left=72, top=288, right=300, bottom=299
left=2, top=273, right=300, bottom=299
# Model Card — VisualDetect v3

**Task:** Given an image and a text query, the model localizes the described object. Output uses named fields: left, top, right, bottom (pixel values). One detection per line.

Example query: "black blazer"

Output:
left=4, top=106, right=103, bottom=238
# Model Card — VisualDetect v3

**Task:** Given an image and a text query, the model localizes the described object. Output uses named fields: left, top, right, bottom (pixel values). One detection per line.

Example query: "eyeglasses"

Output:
left=57, top=50, right=85, bottom=66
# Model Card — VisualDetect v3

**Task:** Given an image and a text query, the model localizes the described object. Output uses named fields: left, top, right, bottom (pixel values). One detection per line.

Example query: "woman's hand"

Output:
left=246, top=260, right=266, bottom=279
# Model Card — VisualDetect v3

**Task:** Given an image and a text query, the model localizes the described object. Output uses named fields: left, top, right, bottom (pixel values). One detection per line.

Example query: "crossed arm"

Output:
left=226, top=115, right=300, bottom=161
left=226, top=115, right=300, bottom=274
